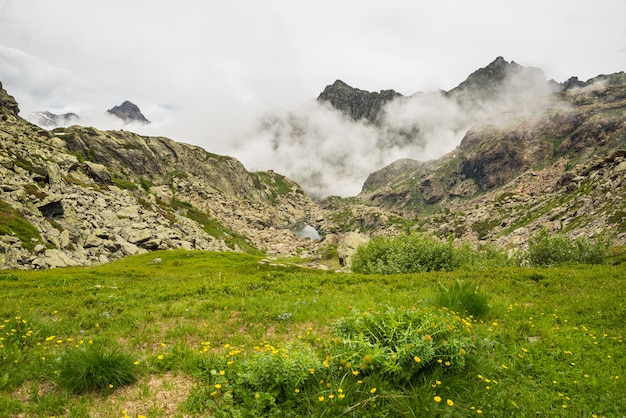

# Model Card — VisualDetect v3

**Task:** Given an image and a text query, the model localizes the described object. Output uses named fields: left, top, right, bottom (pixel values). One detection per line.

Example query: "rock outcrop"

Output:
left=0, top=81, right=19, bottom=120
left=446, top=56, right=551, bottom=105
left=317, top=80, right=401, bottom=123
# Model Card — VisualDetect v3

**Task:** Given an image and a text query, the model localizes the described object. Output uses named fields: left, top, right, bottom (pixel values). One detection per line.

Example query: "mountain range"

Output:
left=1, top=57, right=625, bottom=270
left=28, top=100, right=150, bottom=128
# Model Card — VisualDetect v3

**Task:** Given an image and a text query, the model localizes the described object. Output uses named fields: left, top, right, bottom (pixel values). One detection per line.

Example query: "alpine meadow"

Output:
left=2, top=55, right=626, bottom=417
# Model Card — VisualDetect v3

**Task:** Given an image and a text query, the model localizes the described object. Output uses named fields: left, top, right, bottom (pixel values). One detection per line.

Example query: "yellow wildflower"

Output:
left=447, top=399, right=454, bottom=406
left=434, top=396, right=442, bottom=403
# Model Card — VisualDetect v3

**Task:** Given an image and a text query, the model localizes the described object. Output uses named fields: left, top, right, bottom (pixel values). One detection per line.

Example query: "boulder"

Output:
left=337, top=232, right=370, bottom=269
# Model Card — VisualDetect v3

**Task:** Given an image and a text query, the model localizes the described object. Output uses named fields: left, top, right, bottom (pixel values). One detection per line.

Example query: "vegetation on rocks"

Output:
left=0, top=198, right=43, bottom=250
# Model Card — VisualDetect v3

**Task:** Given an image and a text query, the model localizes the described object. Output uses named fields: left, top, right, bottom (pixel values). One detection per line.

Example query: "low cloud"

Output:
left=230, top=67, right=556, bottom=199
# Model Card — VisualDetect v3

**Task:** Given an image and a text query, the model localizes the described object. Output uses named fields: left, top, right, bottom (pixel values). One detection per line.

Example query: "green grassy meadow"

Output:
left=1, top=250, right=625, bottom=417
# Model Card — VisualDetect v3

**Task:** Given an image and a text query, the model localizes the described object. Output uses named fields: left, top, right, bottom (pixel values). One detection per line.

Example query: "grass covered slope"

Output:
left=0, top=250, right=624, bottom=416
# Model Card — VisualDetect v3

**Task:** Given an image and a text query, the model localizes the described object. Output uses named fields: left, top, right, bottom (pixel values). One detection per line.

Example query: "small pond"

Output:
left=291, top=224, right=321, bottom=240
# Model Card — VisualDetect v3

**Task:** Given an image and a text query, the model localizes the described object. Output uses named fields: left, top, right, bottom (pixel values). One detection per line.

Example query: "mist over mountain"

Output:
left=29, top=110, right=79, bottom=127
left=17, top=56, right=621, bottom=200
left=24, top=101, right=153, bottom=132
left=233, top=57, right=558, bottom=198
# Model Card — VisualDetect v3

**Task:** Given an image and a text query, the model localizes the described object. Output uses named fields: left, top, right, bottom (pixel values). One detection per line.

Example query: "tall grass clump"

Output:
left=526, top=228, right=610, bottom=266
left=430, top=280, right=491, bottom=318
left=55, top=346, right=138, bottom=394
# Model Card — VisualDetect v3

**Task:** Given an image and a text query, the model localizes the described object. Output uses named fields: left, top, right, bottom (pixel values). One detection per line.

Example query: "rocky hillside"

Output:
left=0, top=81, right=324, bottom=270
left=349, top=80, right=626, bottom=248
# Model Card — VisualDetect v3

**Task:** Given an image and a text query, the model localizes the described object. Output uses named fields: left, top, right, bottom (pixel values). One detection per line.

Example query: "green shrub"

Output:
left=327, top=306, right=475, bottom=383
left=430, top=280, right=491, bottom=318
left=55, top=346, right=137, bottom=394
left=455, top=242, right=512, bottom=270
left=187, top=341, right=321, bottom=415
left=526, top=229, right=610, bottom=266
left=351, top=234, right=460, bottom=274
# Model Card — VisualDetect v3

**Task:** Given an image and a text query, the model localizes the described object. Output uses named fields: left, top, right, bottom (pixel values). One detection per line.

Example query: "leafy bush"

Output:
left=351, top=234, right=512, bottom=274
left=526, top=229, right=610, bottom=266
left=187, top=306, right=477, bottom=416
left=327, top=306, right=475, bottom=383
left=430, top=280, right=491, bottom=318
left=187, top=342, right=321, bottom=415
left=455, top=242, right=513, bottom=270
left=351, top=234, right=460, bottom=274
left=55, top=346, right=137, bottom=394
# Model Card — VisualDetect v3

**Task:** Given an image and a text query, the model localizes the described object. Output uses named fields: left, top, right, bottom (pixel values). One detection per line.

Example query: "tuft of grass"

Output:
left=112, top=177, right=138, bottom=190
left=55, top=346, right=138, bottom=394
left=430, top=280, right=491, bottom=318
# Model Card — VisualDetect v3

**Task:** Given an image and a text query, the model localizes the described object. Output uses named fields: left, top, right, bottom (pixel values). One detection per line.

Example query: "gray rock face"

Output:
left=317, top=80, right=401, bottom=123
left=0, top=82, right=20, bottom=120
left=107, top=101, right=150, bottom=124
left=355, top=81, right=626, bottom=249
left=446, top=56, right=550, bottom=105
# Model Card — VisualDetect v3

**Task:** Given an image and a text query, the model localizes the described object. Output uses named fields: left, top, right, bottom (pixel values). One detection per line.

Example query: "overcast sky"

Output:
left=1, top=0, right=625, bottom=195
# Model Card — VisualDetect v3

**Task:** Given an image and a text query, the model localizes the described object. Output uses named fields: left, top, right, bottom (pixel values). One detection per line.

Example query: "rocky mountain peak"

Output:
left=0, top=81, right=20, bottom=120
left=107, top=100, right=150, bottom=124
left=447, top=56, right=548, bottom=103
left=317, top=79, right=402, bottom=123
